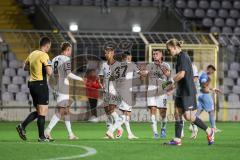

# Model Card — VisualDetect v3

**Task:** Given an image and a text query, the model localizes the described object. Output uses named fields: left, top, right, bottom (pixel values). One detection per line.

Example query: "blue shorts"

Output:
left=197, top=93, right=214, bottom=112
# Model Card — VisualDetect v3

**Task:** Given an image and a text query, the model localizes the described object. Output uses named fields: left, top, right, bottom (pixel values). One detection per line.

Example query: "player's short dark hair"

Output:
left=113, top=53, right=123, bottom=62
left=121, top=53, right=128, bottom=61
left=39, top=36, right=51, bottom=47
left=207, top=64, right=216, bottom=71
left=123, top=51, right=131, bottom=56
left=61, top=42, right=72, bottom=52
left=104, top=46, right=114, bottom=51
left=153, top=49, right=163, bottom=53
left=152, top=49, right=163, bottom=61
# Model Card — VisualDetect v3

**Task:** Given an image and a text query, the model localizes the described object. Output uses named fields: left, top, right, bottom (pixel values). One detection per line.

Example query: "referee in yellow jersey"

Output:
left=16, top=37, right=53, bottom=142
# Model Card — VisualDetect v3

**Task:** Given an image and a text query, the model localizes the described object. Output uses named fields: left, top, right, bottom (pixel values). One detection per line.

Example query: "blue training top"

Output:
left=199, top=71, right=210, bottom=93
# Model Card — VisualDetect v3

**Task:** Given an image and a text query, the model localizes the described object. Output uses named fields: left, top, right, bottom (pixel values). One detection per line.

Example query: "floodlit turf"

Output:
left=0, top=122, right=239, bottom=160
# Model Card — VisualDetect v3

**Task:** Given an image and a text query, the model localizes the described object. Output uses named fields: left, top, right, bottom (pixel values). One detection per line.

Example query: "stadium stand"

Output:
left=17, top=0, right=240, bottom=34
left=19, top=0, right=165, bottom=7
left=175, top=0, right=240, bottom=33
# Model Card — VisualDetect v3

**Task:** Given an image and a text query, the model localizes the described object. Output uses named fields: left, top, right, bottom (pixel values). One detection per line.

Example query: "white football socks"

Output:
left=65, top=121, right=73, bottom=136
left=46, top=114, right=60, bottom=132
left=161, top=117, right=167, bottom=129
left=106, top=115, right=113, bottom=130
left=151, top=115, right=158, bottom=134
left=109, top=114, right=126, bottom=133
left=64, top=114, right=73, bottom=136
left=111, top=111, right=122, bottom=130
left=124, top=116, right=133, bottom=136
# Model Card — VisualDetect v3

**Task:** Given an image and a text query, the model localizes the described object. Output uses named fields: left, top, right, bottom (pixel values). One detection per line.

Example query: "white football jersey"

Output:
left=146, top=62, right=171, bottom=85
left=52, top=55, right=71, bottom=94
left=192, top=64, right=199, bottom=77
left=110, top=61, right=139, bottom=87
left=110, top=61, right=139, bottom=79
left=99, top=62, right=111, bottom=92
left=109, top=61, right=140, bottom=108
left=193, top=67, right=202, bottom=93
left=99, top=61, right=139, bottom=93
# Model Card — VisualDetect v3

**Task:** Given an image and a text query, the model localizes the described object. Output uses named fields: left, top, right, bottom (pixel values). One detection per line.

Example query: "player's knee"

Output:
left=182, top=111, right=189, bottom=120
left=150, top=107, right=157, bottom=114
left=64, top=114, right=70, bottom=121
left=104, top=107, right=109, bottom=114
left=174, top=112, right=181, bottom=120
left=160, top=110, right=166, bottom=118
left=118, top=114, right=126, bottom=123
left=150, top=114, right=156, bottom=124
left=107, top=109, right=113, bottom=115
left=59, top=109, right=65, bottom=117
left=64, top=110, right=68, bottom=116
left=37, top=106, right=48, bottom=116
left=125, top=115, right=130, bottom=122
left=184, top=114, right=191, bottom=121
left=160, top=113, right=166, bottom=119
left=108, top=106, right=115, bottom=114
left=183, top=113, right=195, bottom=122
left=208, top=110, right=214, bottom=116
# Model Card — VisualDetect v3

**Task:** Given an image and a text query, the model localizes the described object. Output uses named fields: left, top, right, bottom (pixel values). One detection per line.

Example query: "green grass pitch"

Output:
left=0, top=122, right=239, bottom=160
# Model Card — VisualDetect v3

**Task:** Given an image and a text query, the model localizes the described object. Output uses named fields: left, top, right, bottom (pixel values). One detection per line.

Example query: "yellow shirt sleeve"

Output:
left=40, top=53, right=51, bottom=66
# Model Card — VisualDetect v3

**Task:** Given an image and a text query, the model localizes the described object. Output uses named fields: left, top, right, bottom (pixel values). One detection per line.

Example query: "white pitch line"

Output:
left=27, top=142, right=97, bottom=160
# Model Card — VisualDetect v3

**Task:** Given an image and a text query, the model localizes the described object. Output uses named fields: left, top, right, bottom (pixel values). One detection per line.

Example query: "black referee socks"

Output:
left=37, top=115, right=46, bottom=139
left=193, top=117, right=208, bottom=131
left=21, top=111, right=38, bottom=129
left=175, top=120, right=183, bottom=138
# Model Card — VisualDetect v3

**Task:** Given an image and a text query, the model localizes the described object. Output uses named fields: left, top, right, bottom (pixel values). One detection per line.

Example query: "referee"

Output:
left=164, top=38, right=214, bottom=146
left=16, top=37, right=52, bottom=142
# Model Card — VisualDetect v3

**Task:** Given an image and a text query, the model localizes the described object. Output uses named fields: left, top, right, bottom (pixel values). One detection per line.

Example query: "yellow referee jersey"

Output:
left=25, top=50, right=51, bottom=82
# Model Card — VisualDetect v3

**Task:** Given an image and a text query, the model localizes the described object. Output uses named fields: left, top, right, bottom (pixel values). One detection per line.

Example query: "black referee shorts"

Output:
left=28, top=81, right=49, bottom=107
left=174, top=95, right=197, bottom=112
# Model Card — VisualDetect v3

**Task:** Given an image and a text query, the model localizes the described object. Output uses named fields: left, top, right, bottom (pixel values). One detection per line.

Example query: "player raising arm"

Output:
left=45, top=42, right=81, bottom=140
left=142, top=49, right=171, bottom=139
left=98, top=46, right=123, bottom=139
left=105, top=52, right=142, bottom=139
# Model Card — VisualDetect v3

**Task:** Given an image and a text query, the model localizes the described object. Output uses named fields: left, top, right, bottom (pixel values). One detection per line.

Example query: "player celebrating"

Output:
left=144, top=49, right=171, bottom=139
left=105, top=52, right=143, bottom=139
left=190, top=65, right=221, bottom=139
left=99, top=46, right=123, bottom=138
left=16, top=37, right=52, bottom=142
left=123, top=51, right=141, bottom=139
left=164, top=39, right=215, bottom=146
left=45, top=42, right=81, bottom=140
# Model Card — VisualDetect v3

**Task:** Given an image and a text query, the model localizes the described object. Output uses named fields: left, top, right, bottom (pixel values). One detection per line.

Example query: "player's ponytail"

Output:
left=166, top=38, right=184, bottom=48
